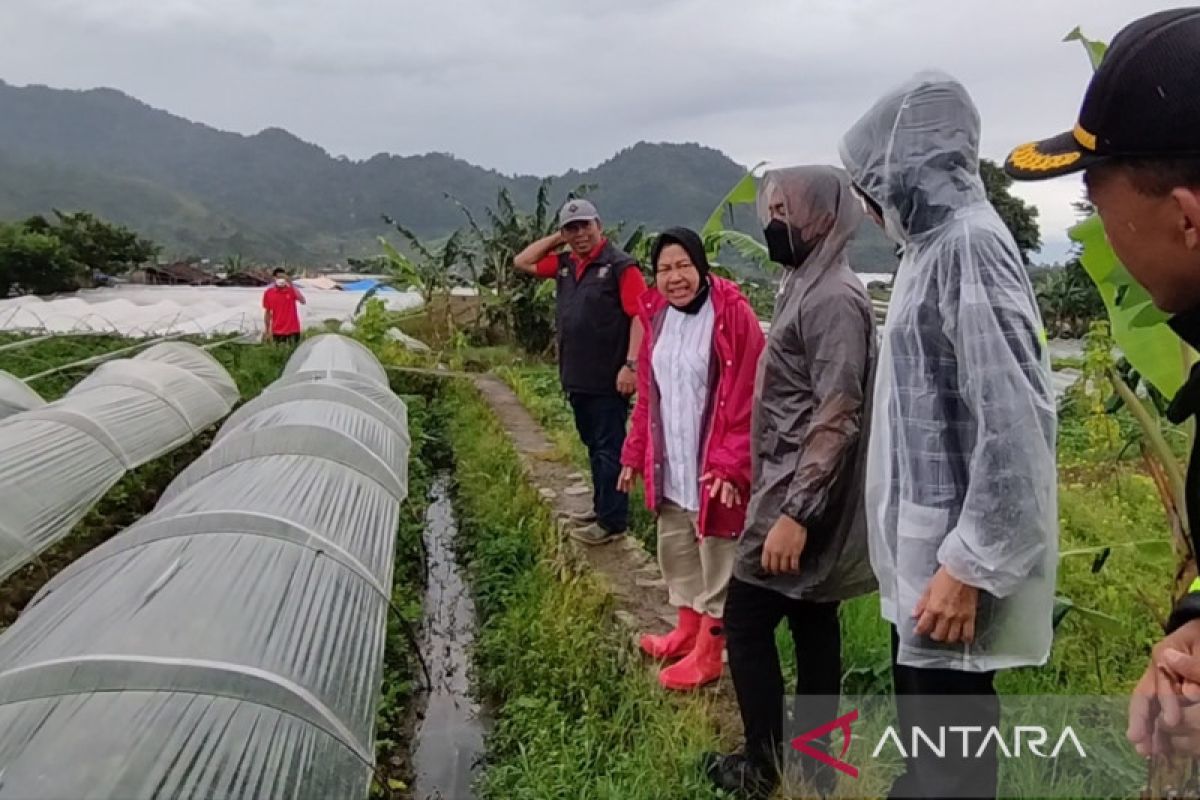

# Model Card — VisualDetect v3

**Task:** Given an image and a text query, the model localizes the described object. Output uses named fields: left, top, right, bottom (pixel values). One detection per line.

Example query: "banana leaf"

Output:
left=701, top=161, right=767, bottom=238
left=1052, top=595, right=1124, bottom=634
left=1065, top=29, right=1189, bottom=396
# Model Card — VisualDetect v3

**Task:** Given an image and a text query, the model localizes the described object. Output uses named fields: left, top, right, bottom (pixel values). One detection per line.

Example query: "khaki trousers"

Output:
left=657, top=501, right=738, bottom=618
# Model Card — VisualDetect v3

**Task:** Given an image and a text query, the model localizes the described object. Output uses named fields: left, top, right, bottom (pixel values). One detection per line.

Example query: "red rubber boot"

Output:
left=639, top=607, right=701, bottom=660
left=658, top=615, right=725, bottom=691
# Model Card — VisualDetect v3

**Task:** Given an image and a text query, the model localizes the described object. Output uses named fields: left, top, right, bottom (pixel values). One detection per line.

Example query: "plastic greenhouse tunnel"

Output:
left=0, top=342, right=241, bottom=583
left=0, top=371, right=44, bottom=420
left=0, top=334, right=411, bottom=798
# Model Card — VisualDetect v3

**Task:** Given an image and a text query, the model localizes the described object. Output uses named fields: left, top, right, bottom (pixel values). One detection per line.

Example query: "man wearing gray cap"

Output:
left=515, top=198, right=646, bottom=544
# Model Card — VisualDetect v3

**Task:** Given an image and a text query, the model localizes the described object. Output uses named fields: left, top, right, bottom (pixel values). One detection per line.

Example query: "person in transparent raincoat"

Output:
left=840, top=71, right=1057, bottom=799
left=703, top=166, right=877, bottom=800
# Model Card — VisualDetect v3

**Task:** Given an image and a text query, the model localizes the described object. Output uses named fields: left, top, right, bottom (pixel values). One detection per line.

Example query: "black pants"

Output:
left=889, top=628, right=999, bottom=800
left=725, top=577, right=842, bottom=776
left=567, top=392, right=629, bottom=533
left=272, top=332, right=300, bottom=345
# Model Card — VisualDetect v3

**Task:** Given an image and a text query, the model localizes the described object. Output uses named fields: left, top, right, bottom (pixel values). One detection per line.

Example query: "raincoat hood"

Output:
left=756, top=166, right=864, bottom=275
left=839, top=70, right=986, bottom=241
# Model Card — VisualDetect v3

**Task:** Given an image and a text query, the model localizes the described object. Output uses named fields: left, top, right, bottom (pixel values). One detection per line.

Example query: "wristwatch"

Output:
left=624, top=359, right=638, bottom=372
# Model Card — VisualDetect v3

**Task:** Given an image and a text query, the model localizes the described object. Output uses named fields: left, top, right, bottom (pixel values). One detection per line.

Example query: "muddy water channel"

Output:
left=411, top=475, right=487, bottom=800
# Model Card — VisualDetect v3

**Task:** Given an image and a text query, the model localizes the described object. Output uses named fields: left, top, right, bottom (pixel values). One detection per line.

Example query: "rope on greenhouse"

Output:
left=161, top=425, right=407, bottom=503
left=0, top=654, right=374, bottom=768
left=19, top=332, right=244, bottom=384
left=15, top=407, right=130, bottom=467
left=33, top=510, right=390, bottom=604
left=19, top=335, right=178, bottom=383
left=0, top=335, right=52, bottom=353
left=218, top=381, right=410, bottom=447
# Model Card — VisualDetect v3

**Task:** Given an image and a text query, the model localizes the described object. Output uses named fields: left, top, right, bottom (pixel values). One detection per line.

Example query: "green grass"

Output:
left=444, top=379, right=726, bottom=800
left=382, top=345, right=1169, bottom=797
left=491, top=363, right=1177, bottom=703
left=494, top=364, right=658, bottom=548
left=209, top=341, right=294, bottom=399
left=0, top=334, right=132, bottom=381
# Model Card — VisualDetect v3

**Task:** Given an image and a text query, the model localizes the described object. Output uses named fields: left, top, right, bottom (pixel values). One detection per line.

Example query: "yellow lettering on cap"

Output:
left=1073, top=123, right=1098, bottom=152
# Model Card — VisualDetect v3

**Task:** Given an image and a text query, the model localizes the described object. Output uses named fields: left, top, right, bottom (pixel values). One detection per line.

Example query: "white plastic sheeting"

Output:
left=0, top=371, right=43, bottom=420
left=0, top=286, right=423, bottom=336
left=0, top=334, right=410, bottom=799
left=0, top=343, right=239, bottom=582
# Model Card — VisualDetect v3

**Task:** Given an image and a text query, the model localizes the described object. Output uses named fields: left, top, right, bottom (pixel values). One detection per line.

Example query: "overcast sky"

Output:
left=0, top=0, right=1181, bottom=262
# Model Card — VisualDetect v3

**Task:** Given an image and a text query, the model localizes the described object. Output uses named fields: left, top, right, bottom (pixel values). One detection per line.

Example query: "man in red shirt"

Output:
left=514, top=199, right=646, bottom=545
left=262, top=268, right=306, bottom=345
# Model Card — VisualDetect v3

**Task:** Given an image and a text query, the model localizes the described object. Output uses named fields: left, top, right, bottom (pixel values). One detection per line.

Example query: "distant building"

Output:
left=131, top=262, right=216, bottom=286
left=217, top=269, right=273, bottom=287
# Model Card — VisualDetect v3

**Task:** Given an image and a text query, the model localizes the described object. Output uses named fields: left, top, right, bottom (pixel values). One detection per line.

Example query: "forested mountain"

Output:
left=0, top=79, right=898, bottom=269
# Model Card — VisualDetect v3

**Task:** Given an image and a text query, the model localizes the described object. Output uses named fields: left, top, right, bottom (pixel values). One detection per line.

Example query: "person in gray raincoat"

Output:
left=704, top=165, right=877, bottom=800
left=841, top=71, right=1057, bottom=799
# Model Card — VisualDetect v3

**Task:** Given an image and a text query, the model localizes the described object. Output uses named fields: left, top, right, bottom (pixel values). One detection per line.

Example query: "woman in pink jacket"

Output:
left=619, top=227, right=766, bottom=691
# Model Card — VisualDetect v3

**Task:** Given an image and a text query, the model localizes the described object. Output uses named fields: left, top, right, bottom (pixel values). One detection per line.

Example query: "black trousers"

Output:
left=889, top=628, right=999, bottom=800
left=567, top=392, right=629, bottom=533
left=725, top=577, right=842, bottom=775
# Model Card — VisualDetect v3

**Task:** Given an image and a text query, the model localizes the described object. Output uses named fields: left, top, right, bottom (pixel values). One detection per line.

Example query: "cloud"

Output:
left=0, top=0, right=1182, bottom=260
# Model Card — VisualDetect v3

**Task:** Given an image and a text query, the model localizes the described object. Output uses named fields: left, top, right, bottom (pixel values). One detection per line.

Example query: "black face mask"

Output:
left=763, top=220, right=817, bottom=268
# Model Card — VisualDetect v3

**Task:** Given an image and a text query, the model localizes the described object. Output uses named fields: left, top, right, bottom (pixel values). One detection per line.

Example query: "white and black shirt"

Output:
left=651, top=298, right=714, bottom=511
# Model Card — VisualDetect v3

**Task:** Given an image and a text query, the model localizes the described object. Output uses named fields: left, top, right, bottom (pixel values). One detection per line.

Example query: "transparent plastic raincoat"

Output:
left=839, top=72, right=1057, bottom=671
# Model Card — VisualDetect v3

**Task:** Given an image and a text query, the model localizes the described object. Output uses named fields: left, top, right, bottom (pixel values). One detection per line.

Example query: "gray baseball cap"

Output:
left=558, top=199, right=600, bottom=227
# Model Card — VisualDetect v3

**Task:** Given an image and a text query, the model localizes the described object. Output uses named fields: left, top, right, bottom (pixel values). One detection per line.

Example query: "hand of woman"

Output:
left=701, top=473, right=741, bottom=508
left=617, top=466, right=637, bottom=493
left=762, top=515, right=807, bottom=574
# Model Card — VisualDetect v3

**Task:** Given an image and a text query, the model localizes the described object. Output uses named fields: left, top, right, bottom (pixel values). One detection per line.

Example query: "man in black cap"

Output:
left=514, top=199, right=645, bottom=545
left=1005, top=6, right=1200, bottom=757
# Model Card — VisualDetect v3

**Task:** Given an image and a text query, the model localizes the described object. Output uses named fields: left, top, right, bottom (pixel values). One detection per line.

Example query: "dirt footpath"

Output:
left=471, top=373, right=745, bottom=748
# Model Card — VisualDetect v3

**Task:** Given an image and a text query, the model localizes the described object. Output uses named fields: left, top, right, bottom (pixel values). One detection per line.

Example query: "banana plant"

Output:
left=699, top=163, right=774, bottom=276
left=1066, top=28, right=1195, bottom=598
left=357, top=217, right=469, bottom=329
left=1066, top=28, right=1191, bottom=398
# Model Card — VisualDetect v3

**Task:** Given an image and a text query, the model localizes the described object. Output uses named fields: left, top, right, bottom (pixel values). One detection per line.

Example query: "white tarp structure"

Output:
left=0, top=334, right=410, bottom=799
left=0, top=285, right=423, bottom=337
left=0, top=370, right=44, bottom=420
left=295, top=276, right=341, bottom=290
left=0, top=343, right=239, bottom=582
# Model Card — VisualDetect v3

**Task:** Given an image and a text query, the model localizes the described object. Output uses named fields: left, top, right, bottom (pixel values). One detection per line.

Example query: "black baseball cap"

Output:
left=1006, top=7, right=1200, bottom=181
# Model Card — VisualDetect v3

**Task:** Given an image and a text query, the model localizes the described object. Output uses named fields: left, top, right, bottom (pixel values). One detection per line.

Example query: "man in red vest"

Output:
left=514, top=199, right=645, bottom=544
